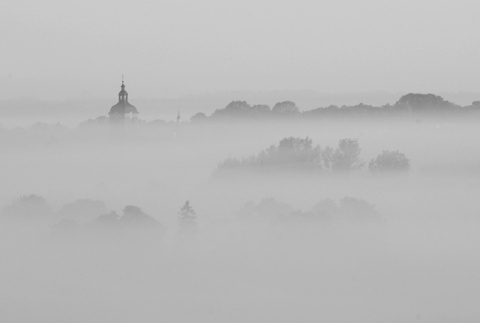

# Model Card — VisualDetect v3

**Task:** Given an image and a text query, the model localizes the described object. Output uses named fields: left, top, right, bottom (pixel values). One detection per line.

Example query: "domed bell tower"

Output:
left=108, top=78, right=138, bottom=126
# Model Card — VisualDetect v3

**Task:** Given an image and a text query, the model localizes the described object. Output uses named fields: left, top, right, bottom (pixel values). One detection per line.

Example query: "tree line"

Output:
left=1, top=195, right=197, bottom=236
left=217, top=137, right=410, bottom=174
left=191, top=93, right=480, bottom=122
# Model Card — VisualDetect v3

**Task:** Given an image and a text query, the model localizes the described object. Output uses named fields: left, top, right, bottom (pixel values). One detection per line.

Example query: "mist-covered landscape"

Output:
left=2, top=109, right=480, bottom=322
left=3, top=0, right=480, bottom=321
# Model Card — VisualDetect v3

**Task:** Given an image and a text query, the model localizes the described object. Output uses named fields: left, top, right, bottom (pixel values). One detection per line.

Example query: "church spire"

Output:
left=118, top=76, right=128, bottom=103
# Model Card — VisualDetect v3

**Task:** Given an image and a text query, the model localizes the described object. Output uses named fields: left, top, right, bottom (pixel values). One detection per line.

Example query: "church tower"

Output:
left=109, top=79, right=138, bottom=125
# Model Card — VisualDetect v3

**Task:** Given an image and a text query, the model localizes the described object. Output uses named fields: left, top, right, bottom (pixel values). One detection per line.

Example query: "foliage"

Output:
left=330, top=138, right=364, bottom=172
left=394, top=93, right=459, bottom=112
left=89, top=206, right=160, bottom=229
left=217, top=137, right=365, bottom=173
left=94, top=211, right=121, bottom=227
left=271, top=101, right=300, bottom=115
left=120, top=205, right=160, bottom=227
left=202, top=92, right=473, bottom=121
left=190, top=112, right=208, bottom=122
left=212, top=101, right=271, bottom=119
left=2, top=194, right=52, bottom=218
left=218, top=137, right=322, bottom=172
left=369, top=150, right=410, bottom=173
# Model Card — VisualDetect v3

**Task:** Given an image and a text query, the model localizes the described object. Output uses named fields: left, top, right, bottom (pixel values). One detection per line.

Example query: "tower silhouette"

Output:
left=109, top=78, right=138, bottom=125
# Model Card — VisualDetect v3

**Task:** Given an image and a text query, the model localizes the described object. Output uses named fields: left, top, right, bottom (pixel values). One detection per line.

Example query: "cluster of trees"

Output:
left=1, top=193, right=382, bottom=236
left=192, top=93, right=480, bottom=122
left=53, top=205, right=162, bottom=234
left=208, top=101, right=300, bottom=120
left=2, top=194, right=53, bottom=219
left=369, top=150, right=411, bottom=173
left=238, top=197, right=379, bottom=223
left=2, top=195, right=198, bottom=236
left=90, top=205, right=160, bottom=229
left=217, top=137, right=410, bottom=174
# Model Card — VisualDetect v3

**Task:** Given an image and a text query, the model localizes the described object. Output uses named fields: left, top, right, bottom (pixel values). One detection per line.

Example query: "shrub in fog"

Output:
left=2, top=194, right=53, bottom=219
left=368, top=150, right=410, bottom=173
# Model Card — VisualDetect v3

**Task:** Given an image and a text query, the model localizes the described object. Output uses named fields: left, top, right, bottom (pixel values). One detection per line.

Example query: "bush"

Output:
left=369, top=150, right=410, bottom=173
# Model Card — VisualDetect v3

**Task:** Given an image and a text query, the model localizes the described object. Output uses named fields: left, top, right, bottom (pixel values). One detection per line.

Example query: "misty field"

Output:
left=1, top=119, right=480, bottom=322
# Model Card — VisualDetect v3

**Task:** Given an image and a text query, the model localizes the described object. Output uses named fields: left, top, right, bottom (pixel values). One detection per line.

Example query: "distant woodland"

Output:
left=191, top=93, right=480, bottom=122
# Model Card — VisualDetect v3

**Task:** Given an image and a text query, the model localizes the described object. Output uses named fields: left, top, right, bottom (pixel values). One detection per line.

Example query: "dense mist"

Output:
left=1, top=117, right=480, bottom=322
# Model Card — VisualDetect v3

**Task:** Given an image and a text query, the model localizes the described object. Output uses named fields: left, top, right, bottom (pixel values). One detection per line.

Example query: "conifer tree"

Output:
left=178, top=200, right=197, bottom=235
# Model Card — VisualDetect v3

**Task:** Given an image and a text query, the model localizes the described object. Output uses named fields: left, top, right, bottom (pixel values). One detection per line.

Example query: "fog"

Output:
left=3, top=0, right=480, bottom=319
left=1, top=117, right=480, bottom=322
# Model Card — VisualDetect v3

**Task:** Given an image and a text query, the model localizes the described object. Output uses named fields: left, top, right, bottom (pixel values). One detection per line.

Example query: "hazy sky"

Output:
left=1, top=0, right=480, bottom=99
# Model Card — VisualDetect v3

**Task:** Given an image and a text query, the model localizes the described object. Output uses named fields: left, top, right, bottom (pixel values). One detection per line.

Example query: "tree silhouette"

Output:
left=120, top=205, right=159, bottom=227
left=190, top=112, right=207, bottom=122
left=331, top=138, right=364, bottom=172
left=2, top=194, right=52, bottom=219
left=369, top=150, right=410, bottom=173
left=217, top=137, right=321, bottom=171
left=216, top=137, right=368, bottom=174
left=178, top=201, right=197, bottom=235
left=272, top=101, right=299, bottom=115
